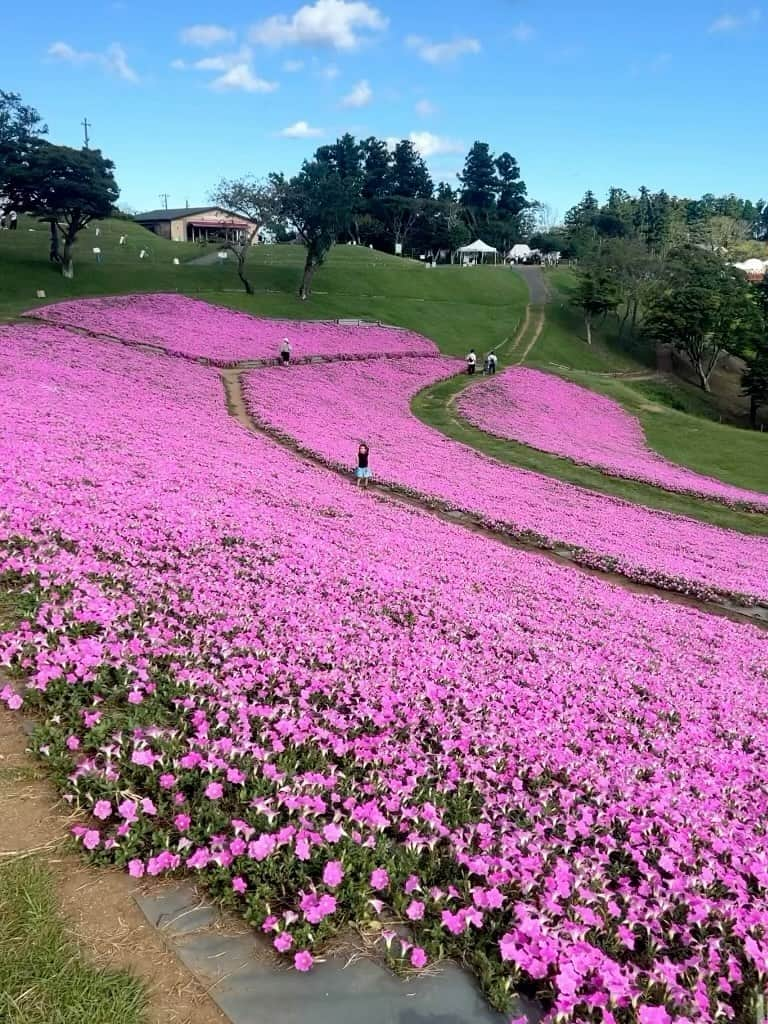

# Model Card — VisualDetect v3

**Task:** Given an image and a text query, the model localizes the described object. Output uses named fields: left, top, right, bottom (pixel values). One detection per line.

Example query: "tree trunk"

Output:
left=299, top=257, right=317, bottom=300
left=618, top=304, right=631, bottom=339
left=750, top=395, right=758, bottom=429
left=61, top=239, right=75, bottom=279
left=236, top=252, right=254, bottom=295
left=49, top=220, right=61, bottom=263
left=584, top=312, right=593, bottom=345
left=695, top=359, right=711, bottom=391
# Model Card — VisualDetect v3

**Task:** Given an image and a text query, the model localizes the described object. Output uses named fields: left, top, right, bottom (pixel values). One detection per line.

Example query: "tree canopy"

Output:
left=5, top=141, right=119, bottom=277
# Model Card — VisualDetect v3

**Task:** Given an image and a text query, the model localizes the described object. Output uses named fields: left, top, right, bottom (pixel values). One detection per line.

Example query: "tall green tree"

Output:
left=208, top=176, right=281, bottom=294
left=571, top=258, right=622, bottom=345
left=458, top=141, right=498, bottom=230
left=5, top=142, right=119, bottom=277
left=361, top=136, right=391, bottom=200
left=645, top=247, right=760, bottom=390
left=316, top=133, right=364, bottom=241
left=272, top=159, right=353, bottom=300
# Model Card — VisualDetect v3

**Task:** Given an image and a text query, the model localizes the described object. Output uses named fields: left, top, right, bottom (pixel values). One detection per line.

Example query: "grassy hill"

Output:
left=0, top=216, right=526, bottom=358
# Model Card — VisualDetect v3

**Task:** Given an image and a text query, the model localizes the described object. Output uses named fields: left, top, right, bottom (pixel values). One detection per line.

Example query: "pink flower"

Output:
left=66, top=735, right=80, bottom=751
left=174, top=813, right=191, bottom=831
left=322, top=860, right=344, bottom=887
left=93, top=800, right=112, bottom=820
left=294, top=950, right=313, bottom=972
left=82, top=829, right=100, bottom=850
left=638, top=1007, right=672, bottom=1024
left=205, top=782, right=223, bottom=800
left=232, top=876, right=247, bottom=894
left=141, top=797, right=157, bottom=815
left=410, top=947, right=428, bottom=969
left=274, top=931, right=293, bottom=953
left=127, top=859, right=145, bottom=878
left=6, top=693, right=22, bottom=711
left=159, top=773, right=177, bottom=789
left=127, top=690, right=143, bottom=705
left=370, top=868, right=389, bottom=891
left=406, top=900, right=425, bottom=921
left=323, top=823, right=343, bottom=843
left=404, top=874, right=421, bottom=894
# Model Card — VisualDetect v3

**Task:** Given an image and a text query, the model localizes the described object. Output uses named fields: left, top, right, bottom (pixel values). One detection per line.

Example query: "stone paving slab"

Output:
left=134, top=882, right=539, bottom=1024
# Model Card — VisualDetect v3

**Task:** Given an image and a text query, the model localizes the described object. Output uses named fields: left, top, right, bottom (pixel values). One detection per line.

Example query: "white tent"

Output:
left=457, top=239, right=498, bottom=265
left=733, top=258, right=768, bottom=272
left=508, top=243, right=532, bottom=263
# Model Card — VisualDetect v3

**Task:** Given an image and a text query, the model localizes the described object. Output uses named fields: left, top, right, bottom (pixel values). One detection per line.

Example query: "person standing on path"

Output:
left=8, top=210, right=17, bottom=231
left=488, top=351, right=498, bottom=374
left=279, top=338, right=292, bottom=365
left=355, top=443, right=371, bottom=488
left=466, top=349, right=477, bottom=375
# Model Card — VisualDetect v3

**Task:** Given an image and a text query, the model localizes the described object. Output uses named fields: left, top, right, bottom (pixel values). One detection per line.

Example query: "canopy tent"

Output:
left=457, top=239, right=498, bottom=265
left=508, top=243, right=533, bottom=263
left=733, top=258, right=768, bottom=281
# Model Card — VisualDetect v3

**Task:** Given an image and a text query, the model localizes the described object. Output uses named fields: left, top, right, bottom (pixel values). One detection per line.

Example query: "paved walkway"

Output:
left=510, top=265, right=548, bottom=306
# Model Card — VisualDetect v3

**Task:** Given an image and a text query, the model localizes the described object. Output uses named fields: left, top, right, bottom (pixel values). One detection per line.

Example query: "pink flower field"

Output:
left=25, top=293, right=439, bottom=365
left=456, top=367, right=768, bottom=511
left=2, top=323, right=768, bottom=1022
left=243, top=358, right=768, bottom=607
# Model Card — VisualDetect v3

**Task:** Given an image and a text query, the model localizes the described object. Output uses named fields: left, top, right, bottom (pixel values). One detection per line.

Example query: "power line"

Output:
left=81, top=118, right=91, bottom=149
left=159, top=193, right=169, bottom=210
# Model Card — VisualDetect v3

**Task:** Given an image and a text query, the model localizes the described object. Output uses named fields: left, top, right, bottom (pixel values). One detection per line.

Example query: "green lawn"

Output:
left=0, top=858, right=147, bottom=1024
left=527, top=269, right=650, bottom=374
left=0, top=216, right=527, bottom=358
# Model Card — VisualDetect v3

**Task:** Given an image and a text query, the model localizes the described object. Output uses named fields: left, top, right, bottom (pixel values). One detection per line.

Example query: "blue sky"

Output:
left=6, top=0, right=767, bottom=218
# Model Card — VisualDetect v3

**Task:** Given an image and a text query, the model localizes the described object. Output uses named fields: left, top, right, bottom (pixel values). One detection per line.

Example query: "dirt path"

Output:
left=0, top=706, right=227, bottom=1024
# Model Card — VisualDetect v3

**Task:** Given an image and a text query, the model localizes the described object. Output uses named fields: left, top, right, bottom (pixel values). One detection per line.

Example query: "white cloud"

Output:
left=180, top=24, right=235, bottom=47
left=194, top=47, right=253, bottom=71
left=279, top=119, right=324, bottom=137
left=211, top=64, right=278, bottom=92
left=48, top=40, right=139, bottom=82
left=283, top=58, right=305, bottom=71
left=250, top=0, right=387, bottom=50
left=320, top=62, right=340, bottom=78
left=170, top=57, right=187, bottom=70
left=510, top=21, right=535, bottom=43
left=405, top=35, right=481, bottom=64
left=341, top=78, right=372, bottom=106
left=408, top=130, right=463, bottom=158
left=405, top=34, right=481, bottom=64
left=415, top=98, right=436, bottom=116
left=708, top=7, right=761, bottom=31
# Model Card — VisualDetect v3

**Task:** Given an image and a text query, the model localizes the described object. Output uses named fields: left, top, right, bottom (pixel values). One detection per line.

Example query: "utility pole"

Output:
left=159, top=193, right=169, bottom=210
left=81, top=117, right=91, bottom=148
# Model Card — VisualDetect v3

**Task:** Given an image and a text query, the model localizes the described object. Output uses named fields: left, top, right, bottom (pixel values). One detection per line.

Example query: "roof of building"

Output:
left=134, top=206, right=220, bottom=222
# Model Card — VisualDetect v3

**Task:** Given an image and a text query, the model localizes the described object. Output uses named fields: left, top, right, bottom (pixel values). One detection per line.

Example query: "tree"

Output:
left=0, top=91, right=46, bottom=150
left=645, top=247, right=760, bottom=390
left=316, top=133, right=364, bottom=241
left=361, top=136, right=391, bottom=201
left=572, top=260, right=622, bottom=345
left=6, top=142, right=118, bottom=278
left=272, top=159, right=353, bottom=300
left=742, top=347, right=768, bottom=427
left=208, top=176, right=280, bottom=295
left=495, top=152, right=528, bottom=218
left=458, top=141, right=497, bottom=230
left=388, top=140, right=432, bottom=200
